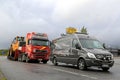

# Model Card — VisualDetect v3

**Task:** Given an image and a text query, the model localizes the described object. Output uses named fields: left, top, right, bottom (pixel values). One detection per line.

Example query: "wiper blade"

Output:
left=87, top=48, right=94, bottom=49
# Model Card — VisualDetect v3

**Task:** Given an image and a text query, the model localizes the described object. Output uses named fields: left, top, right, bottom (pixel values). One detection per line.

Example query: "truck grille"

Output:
left=36, top=50, right=47, bottom=53
left=35, top=50, right=47, bottom=56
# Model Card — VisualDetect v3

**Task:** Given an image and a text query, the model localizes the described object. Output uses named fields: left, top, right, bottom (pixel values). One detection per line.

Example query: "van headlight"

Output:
left=111, top=54, right=114, bottom=60
left=87, top=52, right=96, bottom=58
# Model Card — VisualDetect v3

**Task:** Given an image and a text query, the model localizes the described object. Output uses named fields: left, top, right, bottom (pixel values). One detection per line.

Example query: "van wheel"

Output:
left=77, top=59, right=87, bottom=70
left=53, top=58, right=58, bottom=66
left=102, top=67, right=110, bottom=71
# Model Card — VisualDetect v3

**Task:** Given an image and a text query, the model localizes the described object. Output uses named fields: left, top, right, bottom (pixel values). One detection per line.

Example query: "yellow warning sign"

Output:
left=66, top=27, right=77, bottom=34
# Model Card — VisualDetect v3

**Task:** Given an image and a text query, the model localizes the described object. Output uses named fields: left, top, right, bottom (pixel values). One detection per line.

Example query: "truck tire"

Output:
left=7, top=50, right=11, bottom=59
left=26, top=55, right=30, bottom=63
left=77, top=59, right=87, bottom=70
left=21, top=54, right=26, bottom=62
left=18, top=54, right=22, bottom=62
left=42, top=60, right=48, bottom=64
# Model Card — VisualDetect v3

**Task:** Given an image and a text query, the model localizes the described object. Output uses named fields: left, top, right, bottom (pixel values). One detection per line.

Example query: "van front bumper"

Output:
left=85, top=58, right=114, bottom=68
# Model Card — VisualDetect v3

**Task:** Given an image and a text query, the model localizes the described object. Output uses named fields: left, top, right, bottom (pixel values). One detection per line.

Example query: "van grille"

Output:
left=95, top=54, right=112, bottom=61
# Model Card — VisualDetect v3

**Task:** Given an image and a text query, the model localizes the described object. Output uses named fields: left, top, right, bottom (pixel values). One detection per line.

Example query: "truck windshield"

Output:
left=32, top=39, right=49, bottom=46
left=79, top=39, right=104, bottom=49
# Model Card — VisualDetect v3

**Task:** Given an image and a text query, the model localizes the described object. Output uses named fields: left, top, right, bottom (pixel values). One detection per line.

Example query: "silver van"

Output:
left=50, top=33, right=114, bottom=71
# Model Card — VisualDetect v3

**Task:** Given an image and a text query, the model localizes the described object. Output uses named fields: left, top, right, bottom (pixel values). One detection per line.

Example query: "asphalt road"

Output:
left=0, top=56, right=120, bottom=80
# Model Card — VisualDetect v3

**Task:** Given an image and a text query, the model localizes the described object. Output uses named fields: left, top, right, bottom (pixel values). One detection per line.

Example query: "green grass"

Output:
left=0, top=77, right=7, bottom=80
left=0, top=49, right=8, bottom=80
left=0, top=49, right=8, bottom=56
left=0, top=70, right=7, bottom=80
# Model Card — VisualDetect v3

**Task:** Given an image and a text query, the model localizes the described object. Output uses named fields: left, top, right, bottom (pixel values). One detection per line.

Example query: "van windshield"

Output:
left=79, top=39, right=103, bottom=49
left=32, top=39, right=49, bottom=46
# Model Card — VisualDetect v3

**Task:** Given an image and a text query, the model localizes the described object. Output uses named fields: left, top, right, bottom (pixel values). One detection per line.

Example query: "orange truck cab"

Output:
left=20, top=32, right=51, bottom=63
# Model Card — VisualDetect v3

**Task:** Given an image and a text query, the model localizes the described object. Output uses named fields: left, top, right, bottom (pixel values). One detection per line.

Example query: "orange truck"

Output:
left=7, top=36, right=25, bottom=60
left=8, top=32, right=51, bottom=64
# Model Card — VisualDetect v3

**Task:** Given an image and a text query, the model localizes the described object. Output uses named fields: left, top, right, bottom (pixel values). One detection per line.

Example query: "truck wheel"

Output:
left=18, top=54, right=22, bottom=62
left=34, top=60, right=40, bottom=63
left=102, top=67, right=110, bottom=71
left=42, top=60, right=48, bottom=64
left=77, top=59, right=87, bottom=70
left=7, top=50, right=11, bottom=59
left=52, top=58, right=58, bottom=66
left=26, top=55, right=30, bottom=63
left=7, top=49, right=13, bottom=60
left=21, top=54, right=26, bottom=62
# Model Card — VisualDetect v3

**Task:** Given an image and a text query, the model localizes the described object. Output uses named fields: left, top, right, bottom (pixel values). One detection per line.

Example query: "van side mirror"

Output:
left=75, top=43, right=81, bottom=50
left=103, top=43, right=106, bottom=49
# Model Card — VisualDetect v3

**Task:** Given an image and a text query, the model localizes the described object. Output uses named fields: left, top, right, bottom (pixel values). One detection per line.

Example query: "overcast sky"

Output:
left=0, top=0, right=120, bottom=49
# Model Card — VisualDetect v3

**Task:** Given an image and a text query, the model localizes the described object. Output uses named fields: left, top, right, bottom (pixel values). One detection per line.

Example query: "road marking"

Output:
left=53, top=68, right=98, bottom=80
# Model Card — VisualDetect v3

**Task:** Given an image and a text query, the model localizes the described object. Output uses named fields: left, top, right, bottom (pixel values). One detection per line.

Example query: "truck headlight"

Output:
left=18, top=47, right=22, bottom=50
left=33, top=49, right=36, bottom=53
left=87, top=52, right=96, bottom=58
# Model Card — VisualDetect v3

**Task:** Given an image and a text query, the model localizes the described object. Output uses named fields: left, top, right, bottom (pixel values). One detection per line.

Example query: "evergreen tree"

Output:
left=80, top=26, right=88, bottom=34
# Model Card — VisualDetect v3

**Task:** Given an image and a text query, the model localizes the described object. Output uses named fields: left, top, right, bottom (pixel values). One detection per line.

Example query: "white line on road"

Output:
left=53, top=68, right=98, bottom=80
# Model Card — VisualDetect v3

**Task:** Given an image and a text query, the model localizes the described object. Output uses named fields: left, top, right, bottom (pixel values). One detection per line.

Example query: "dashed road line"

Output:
left=53, top=68, right=98, bottom=80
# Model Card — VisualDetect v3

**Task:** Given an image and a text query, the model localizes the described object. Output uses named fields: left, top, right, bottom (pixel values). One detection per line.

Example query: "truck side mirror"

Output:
left=50, top=42, right=55, bottom=50
left=75, top=43, right=81, bottom=50
left=28, top=40, right=32, bottom=45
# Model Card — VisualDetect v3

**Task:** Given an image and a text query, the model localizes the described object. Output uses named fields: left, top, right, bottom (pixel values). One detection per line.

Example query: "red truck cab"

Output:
left=25, top=32, right=51, bottom=63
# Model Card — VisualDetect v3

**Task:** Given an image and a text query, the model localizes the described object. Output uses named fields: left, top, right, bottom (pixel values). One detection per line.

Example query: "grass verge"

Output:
left=0, top=69, right=7, bottom=80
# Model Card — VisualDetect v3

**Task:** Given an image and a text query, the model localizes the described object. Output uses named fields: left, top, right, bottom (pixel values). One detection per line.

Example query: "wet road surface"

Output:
left=0, top=56, right=120, bottom=80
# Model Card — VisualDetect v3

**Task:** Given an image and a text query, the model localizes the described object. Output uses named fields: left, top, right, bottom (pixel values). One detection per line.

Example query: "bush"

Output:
left=0, top=49, right=9, bottom=56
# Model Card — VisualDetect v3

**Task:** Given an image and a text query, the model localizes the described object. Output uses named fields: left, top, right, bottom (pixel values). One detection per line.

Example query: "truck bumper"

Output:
left=30, top=54, right=49, bottom=60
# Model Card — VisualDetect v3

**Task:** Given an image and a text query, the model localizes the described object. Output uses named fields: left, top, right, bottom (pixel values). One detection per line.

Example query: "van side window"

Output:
left=54, top=37, right=71, bottom=49
left=72, top=39, right=78, bottom=48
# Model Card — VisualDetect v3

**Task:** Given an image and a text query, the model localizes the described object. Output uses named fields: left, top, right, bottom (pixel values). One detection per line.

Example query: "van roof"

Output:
left=53, top=33, right=96, bottom=43
left=62, top=33, right=96, bottom=39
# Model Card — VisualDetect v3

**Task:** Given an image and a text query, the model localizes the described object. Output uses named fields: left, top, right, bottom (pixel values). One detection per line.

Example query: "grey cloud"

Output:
left=0, top=0, right=120, bottom=49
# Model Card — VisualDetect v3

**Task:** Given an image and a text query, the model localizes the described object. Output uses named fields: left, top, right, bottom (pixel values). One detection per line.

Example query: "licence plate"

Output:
left=102, top=64, right=109, bottom=67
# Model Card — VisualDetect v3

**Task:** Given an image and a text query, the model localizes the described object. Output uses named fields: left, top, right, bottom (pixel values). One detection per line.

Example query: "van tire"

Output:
left=77, top=59, right=87, bottom=70
left=53, top=58, right=58, bottom=66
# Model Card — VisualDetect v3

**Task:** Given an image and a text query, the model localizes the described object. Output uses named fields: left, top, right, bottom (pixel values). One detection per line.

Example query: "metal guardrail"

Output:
left=108, top=49, right=120, bottom=56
